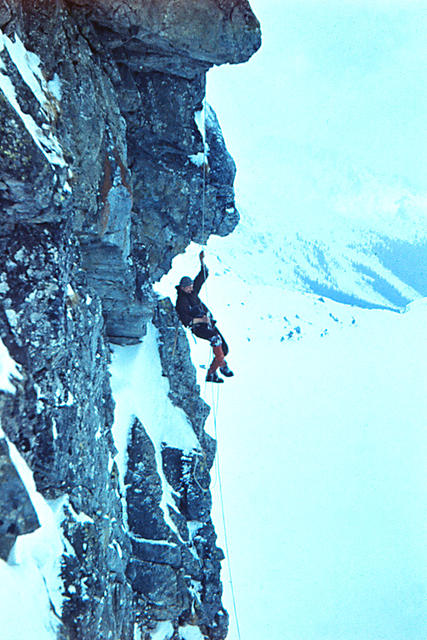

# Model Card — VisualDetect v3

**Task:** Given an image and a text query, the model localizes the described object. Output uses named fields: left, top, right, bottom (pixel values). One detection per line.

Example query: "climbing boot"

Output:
left=206, top=371, right=224, bottom=383
left=220, top=364, right=234, bottom=377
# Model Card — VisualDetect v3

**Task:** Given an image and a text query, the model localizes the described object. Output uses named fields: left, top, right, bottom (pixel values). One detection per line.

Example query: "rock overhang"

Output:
left=66, top=0, right=261, bottom=76
left=0, top=0, right=261, bottom=345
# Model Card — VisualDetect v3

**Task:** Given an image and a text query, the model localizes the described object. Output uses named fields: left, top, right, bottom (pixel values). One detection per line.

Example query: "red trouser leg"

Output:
left=208, top=344, right=226, bottom=374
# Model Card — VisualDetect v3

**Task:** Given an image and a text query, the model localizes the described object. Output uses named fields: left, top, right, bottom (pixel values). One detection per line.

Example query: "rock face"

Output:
left=0, top=1, right=260, bottom=638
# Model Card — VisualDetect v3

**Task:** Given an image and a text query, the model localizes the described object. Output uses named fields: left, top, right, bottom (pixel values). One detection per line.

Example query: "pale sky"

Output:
left=208, top=0, right=427, bottom=238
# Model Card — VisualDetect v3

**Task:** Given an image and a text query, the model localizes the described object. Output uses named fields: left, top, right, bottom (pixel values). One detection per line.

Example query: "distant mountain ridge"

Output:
left=207, top=212, right=427, bottom=311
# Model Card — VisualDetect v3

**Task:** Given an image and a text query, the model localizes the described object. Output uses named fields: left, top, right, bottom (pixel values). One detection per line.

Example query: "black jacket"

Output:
left=175, top=267, right=210, bottom=327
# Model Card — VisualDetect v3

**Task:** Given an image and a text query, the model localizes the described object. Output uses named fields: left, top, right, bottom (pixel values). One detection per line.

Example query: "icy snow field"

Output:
left=156, top=238, right=427, bottom=640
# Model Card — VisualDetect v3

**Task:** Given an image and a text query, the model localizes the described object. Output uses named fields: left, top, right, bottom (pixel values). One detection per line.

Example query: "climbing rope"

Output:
left=211, top=385, right=242, bottom=640
left=168, top=93, right=240, bottom=635
left=201, top=95, right=207, bottom=245
left=200, top=96, right=242, bottom=637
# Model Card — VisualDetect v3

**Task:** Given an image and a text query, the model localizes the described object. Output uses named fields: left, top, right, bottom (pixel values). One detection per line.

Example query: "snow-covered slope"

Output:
left=199, top=204, right=427, bottom=312
left=156, top=237, right=427, bottom=640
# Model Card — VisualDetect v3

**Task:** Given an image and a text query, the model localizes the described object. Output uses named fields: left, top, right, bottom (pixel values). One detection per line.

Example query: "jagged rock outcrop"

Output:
left=119, top=300, right=226, bottom=638
left=0, top=1, right=260, bottom=638
left=0, top=437, right=39, bottom=559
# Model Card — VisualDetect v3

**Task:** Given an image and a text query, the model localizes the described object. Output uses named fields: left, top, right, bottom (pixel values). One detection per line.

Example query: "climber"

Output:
left=175, top=251, right=234, bottom=383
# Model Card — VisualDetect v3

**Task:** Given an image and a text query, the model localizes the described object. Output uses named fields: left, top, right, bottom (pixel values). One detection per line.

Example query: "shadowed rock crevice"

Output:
left=0, top=437, right=40, bottom=559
